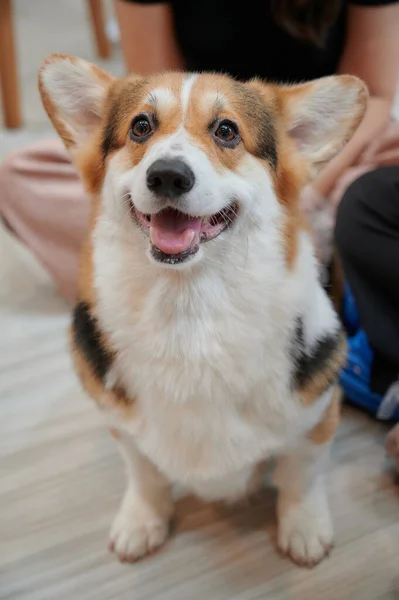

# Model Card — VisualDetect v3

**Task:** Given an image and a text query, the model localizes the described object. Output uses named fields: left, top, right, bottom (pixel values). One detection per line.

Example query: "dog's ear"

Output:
left=278, top=75, right=368, bottom=169
left=39, top=54, right=114, bottom=156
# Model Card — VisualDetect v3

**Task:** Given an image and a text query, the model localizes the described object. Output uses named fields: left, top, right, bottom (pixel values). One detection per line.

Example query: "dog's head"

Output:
left=39, top=55, right=367, bottom=269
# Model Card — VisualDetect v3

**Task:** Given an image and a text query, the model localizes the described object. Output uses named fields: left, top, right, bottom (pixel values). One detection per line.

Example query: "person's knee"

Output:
left=0, top=146, right=35, bottom=213
left=0, top=152, right=25, bottom=232
left=0, top=140, right=64, bottom=203
left=0, top=150, right=20, bottom=199
left=335, top=169, right=384, bottom=263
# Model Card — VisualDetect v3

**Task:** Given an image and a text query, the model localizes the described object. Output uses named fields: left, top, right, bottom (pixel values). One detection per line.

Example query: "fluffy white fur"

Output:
left=94, top=157, right=337, bottom=561
left=95, top=162, right=337, bottom=483
left=91, top=76, right=340, bottom=564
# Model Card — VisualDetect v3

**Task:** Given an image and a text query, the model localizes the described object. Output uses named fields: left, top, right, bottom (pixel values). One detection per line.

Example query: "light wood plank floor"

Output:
left=1, top=226, right=398, bottom=600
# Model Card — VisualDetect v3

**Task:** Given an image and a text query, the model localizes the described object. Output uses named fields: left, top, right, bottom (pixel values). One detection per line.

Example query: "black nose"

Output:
left=146, top=159, right=195, bottom=198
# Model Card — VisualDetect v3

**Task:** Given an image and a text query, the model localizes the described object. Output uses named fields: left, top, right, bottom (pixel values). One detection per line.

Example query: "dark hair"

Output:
left=271, top=0, right=342, bottom=46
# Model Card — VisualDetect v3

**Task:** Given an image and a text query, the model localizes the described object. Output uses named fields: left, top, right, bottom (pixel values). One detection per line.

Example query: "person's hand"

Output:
left=329, top=164, right=372, bottom=208
left=361, top=121, right=399, bottom=167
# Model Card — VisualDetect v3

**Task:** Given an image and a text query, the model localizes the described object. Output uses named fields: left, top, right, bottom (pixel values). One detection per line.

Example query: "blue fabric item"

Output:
left=340, top=329, right=399, bottom=420
left=342, top=282, right=360, bottom=336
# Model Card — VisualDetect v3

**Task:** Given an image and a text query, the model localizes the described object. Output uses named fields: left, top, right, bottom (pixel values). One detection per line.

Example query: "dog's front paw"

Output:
left=278, top=495, right=334, bottom=568
left=109, top=493, right=172, bottom=563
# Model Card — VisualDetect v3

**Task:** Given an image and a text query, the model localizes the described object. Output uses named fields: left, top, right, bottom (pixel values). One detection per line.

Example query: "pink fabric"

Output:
left=0, top=140, right=89, bottom=303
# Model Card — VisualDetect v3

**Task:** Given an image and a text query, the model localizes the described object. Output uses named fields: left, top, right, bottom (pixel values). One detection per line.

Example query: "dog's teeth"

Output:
left=149, top=227, right=155, bottom=243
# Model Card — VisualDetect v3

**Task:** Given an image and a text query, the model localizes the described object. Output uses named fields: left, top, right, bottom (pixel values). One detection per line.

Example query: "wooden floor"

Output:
left=1, top=225, right=398, bottom=600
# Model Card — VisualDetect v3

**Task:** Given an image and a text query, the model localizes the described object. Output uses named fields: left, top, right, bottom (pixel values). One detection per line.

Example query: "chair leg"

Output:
left=87, top=0, right=112, bottom=60
left=0, top=0, right=22, bottom=129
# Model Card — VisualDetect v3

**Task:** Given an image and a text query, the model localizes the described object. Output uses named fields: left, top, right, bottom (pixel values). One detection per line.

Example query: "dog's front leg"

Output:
left=109, top=428, right=174, bottom=563
left=274, top=437, right=334, bottom=568
left=274, top=386, right=341, bottom=567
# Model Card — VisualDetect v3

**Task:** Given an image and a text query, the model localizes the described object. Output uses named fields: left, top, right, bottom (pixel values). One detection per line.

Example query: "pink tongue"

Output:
left=150, top=209, right=202, bottom=255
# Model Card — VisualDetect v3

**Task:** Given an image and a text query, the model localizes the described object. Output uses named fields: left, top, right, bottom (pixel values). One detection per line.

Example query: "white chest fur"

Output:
left=93, top=216, right=336, bottom=498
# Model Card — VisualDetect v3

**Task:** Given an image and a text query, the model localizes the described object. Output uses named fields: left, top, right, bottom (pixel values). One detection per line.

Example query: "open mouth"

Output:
left=132, top=202, right=238, bottom=264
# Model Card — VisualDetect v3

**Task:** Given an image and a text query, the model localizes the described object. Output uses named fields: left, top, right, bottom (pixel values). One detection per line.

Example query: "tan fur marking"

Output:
left=75, top=193, right=101, bottom=305
left=75, top=133, right=105, bottom=195
left=103, top=73, right=184, bottom=167
left=272, top=148, right=309, bottom=269
left=70, top=329, right=134, bottom=418
left=308, top=386, right=341, bottom=445
left=126, top=103, right=183, bottom=167
left=251, top=76, right=367, bottom=270
left=184, top=75, right=247, bottom=173
left=299, top=333, right=347, bottom=406
left=248, top=79, right=312, bottom=269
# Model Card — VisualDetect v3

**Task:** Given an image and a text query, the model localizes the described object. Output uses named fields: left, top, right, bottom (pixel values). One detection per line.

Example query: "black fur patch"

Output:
left=72, top=302, right=113, bottom=381
left=254, top=108, right=278, bottom=168
left=101, top=116, right=121, bottom=159
left=291, top=317, right=341, bottom=390
left=233, top=83, right=278, bottom=168
left=101, top=79, right=147, bottom=160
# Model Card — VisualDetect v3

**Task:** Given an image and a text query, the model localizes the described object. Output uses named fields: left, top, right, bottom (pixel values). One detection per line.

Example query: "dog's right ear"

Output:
left=39, top=54, right=114, bottom=156
left=277, top=75, right=368, bottom=171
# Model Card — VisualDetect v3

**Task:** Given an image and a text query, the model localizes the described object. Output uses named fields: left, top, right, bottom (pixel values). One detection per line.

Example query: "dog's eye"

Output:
left=213, top=120, right=240, bottom=147
left=130, top=115, right=153, bottom=141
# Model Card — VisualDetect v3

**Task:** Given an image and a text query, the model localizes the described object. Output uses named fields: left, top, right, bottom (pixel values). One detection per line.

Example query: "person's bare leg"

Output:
left=0, top=139, right=88, bottom=303
left=114, top=0, right=183, bottom=74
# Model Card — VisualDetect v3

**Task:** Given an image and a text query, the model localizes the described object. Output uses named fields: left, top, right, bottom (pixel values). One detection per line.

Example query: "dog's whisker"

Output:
left=121, top=193, right=132, bottom=206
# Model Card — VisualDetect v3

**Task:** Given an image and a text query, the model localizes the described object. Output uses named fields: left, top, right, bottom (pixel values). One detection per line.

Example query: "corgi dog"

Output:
left=39, top=54, right=367, bottom=567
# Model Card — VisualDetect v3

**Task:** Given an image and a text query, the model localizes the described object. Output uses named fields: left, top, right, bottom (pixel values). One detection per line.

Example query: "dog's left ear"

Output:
left=277, top=75, right=368, bottom=169
left=39, top=54, right=114, bottom=156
